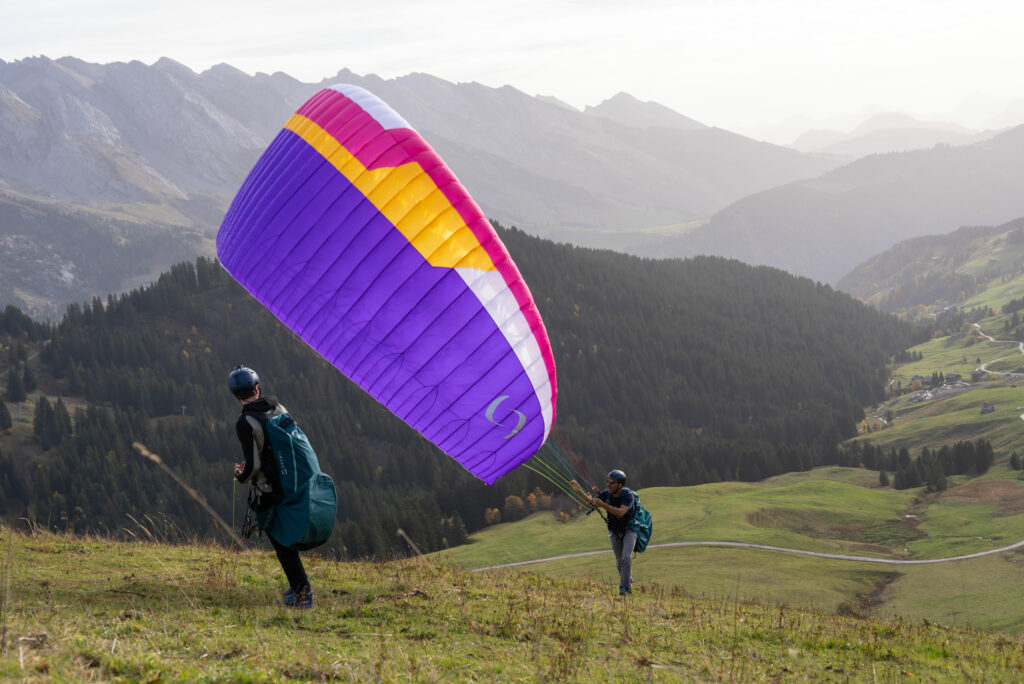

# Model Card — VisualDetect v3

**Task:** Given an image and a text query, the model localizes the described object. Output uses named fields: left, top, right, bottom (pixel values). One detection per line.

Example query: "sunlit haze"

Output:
left=2, top=0, right=1023, bottom=143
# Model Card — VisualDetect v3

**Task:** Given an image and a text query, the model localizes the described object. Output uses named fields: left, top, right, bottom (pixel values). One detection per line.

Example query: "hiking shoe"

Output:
left=282, top=586, right=314, bottom=609
left=619, top=586, right=631, bottom=595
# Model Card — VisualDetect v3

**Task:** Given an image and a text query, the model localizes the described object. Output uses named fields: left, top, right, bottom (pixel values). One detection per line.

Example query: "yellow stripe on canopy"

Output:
left=285, top=114, right=495, bottom=271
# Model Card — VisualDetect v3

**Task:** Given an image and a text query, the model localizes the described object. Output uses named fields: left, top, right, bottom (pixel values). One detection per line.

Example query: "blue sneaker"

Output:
left=282, top=586, right=314, bottom=609
left=619, top=586, right=631, bottom=595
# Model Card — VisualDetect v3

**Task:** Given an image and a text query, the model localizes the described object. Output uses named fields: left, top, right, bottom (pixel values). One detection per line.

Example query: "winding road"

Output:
left=971, top=324, right=1024, bottom=425
left=972, top=323, right=1024, bottom=377
left=472, top=538, right=1024, bottom=572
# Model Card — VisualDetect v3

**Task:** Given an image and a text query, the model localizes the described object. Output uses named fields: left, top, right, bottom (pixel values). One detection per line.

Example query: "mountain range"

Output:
left=646, top=124, right=1024, bottom=284
left=0, top=56, right=847, bottom=315
left=2, top=55, right=1024, bottom=314
left=789, top=112, right=1002, bottom=157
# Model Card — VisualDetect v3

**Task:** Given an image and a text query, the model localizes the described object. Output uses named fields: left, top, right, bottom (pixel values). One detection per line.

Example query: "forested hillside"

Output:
left=0, top=226, right=921, bottom=557
left=838, top=218, right=1024, bottom=316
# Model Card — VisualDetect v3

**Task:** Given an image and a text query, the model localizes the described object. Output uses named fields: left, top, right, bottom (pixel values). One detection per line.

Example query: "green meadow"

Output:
left=859, top=317, right=1024, bottom=455
left=860, top=385, right=1024, bottom=453
left=438, top=467, right=1024, bottom=635
left=5, top=464, right=1024, bottom=679
left=4, top=523, right=1024, bottom=682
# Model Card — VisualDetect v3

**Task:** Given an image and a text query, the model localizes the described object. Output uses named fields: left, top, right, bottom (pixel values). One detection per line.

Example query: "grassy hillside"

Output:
left=849, top=318, right=1024, bottom=457
left=836, top=217, right=1024, bottom=465
left=437, top=467, right=1024, bottom=635
left=838, top=217, right=1024, bottom=316
left=2, top=526, right=1022, bottom=681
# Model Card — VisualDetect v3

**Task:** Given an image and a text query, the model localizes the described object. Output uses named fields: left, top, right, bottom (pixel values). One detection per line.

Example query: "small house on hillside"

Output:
left=981, top=401, right=995, bottom=414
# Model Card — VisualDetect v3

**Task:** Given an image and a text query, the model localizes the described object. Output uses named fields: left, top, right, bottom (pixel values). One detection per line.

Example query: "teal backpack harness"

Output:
left=624, top=488, right=653, bottom=553
left=245, top=410, right=337, bottom=550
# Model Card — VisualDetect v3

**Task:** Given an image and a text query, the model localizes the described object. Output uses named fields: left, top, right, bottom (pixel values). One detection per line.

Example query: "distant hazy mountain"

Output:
left=814, top=127, right=1000, bottom=158
left=790, top=112, right=999, bottom=157
left=648, top=125, right=1024, bottom=286
left=0, top=56, right=844, bottom=315
left=583, top=92, right=706, bottom=131
left=743, top=109, right=885, bottom=147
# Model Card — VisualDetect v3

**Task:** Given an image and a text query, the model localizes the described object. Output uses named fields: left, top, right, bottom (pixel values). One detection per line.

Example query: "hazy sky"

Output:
left=2, top=0, right=1022, bottom=141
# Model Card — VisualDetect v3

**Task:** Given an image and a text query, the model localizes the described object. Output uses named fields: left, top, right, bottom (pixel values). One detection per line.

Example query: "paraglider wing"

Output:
left=217, top=85, right=556, bottom=484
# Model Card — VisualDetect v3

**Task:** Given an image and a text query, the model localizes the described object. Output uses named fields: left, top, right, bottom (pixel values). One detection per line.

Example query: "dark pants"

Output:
left=268, top=533, right=310, bottom=592
left=610, top=529, right=637, bottom=590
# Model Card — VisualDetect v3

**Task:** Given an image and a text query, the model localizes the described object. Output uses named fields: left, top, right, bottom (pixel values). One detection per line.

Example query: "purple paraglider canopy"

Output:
left=218, top=84, right=557, bottom=484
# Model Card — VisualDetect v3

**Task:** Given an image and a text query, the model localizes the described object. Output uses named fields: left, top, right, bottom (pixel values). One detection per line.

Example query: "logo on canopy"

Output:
left=485, top=395, right=526, bottom=439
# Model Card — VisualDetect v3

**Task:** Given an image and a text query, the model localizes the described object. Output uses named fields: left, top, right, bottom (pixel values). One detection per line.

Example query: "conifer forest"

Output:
left=0, top=225, right=924, bottom=558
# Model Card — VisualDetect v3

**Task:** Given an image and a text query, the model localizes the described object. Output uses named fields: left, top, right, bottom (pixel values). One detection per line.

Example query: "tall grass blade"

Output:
left=132, top=442, right=240, bottom=545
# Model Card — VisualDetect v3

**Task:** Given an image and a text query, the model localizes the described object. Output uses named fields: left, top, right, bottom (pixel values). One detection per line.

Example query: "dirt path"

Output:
left=472, top=538, right=1024, bottom=571
left=973, top=324, right=1024, bottom=377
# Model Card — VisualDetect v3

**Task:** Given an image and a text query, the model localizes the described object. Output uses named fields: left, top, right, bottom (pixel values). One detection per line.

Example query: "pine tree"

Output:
left=53, top=398, right=73, bottom=439
left=67, top=363, right=83, bottom=395
left=0, top=399, right=11, bottom=431
left=6, top=365, right=26, bottom=402
left=897, top=447, right=912, bottom=471
left=894, top=467, right=907, bottom=490
left=22, top=363, right=37, bottom=392
left=878, top=470, right=889, bottom=487
left=33, top=396, right=55, bottom=450
left=924, top=455, right=947, bottom=492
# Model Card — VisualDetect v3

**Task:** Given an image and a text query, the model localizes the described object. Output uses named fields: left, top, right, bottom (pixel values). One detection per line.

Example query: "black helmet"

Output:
left=607, top=469, right=626, bottom=483
left=228, top=366, right=260, bottom=397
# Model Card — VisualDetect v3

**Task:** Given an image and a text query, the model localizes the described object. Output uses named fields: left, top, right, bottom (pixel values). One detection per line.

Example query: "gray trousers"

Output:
left=609, top=529, right=637, bottom=590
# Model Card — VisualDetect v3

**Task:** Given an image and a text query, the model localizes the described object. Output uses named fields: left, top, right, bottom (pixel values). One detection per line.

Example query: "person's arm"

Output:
left=569, top=480, right=594, bottom=506
left=234, top=416, right=257, bottom=483
left=592, top=496, right=631, bottom=518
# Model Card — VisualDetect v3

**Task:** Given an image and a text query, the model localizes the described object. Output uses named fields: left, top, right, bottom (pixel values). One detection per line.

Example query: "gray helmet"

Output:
left=228, top=365, right=260, bottom=397
left=607, top=469, right=626, bottom=483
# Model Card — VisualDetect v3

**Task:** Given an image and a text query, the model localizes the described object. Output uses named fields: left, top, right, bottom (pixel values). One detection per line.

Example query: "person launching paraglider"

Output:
left=230, top=365, right=315, bottom=609
left=572, top=469, right=637, bottom=595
